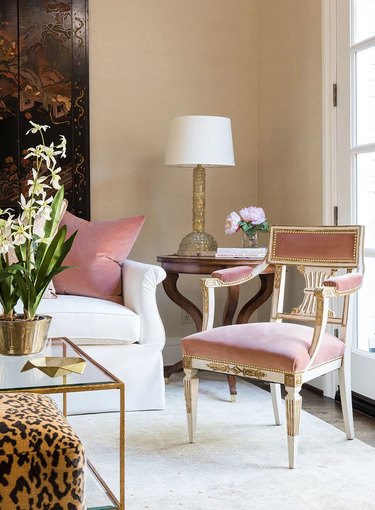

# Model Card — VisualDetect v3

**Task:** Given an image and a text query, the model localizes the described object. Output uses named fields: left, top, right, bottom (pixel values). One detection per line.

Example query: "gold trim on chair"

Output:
left=181, top=225, right=364, bottom=469
left=267, top=226, right=362, bottom=267
left=206, top=362, right=266, bottom=379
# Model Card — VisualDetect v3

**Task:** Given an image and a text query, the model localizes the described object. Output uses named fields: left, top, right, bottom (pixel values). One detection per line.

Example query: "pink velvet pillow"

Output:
left=53, top=211, right=145, bottom=302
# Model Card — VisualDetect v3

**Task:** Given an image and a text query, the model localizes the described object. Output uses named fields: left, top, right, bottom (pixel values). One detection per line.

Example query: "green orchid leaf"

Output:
left=42, top=186, right=65, bottom=240
left=35, top=228, right=67, bottom=288
left=35, top=227, right=76, bottom=290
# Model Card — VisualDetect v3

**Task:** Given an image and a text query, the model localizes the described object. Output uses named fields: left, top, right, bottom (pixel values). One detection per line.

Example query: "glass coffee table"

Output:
left=0, top=336, right=125, bottom=510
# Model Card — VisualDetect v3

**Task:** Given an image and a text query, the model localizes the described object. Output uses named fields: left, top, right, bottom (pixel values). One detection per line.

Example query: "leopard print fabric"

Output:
left=0, top=392, right=85, bottom=510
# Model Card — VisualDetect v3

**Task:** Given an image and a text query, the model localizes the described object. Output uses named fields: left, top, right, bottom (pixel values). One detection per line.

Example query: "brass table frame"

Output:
left=0, top=336, right=125, bottom=510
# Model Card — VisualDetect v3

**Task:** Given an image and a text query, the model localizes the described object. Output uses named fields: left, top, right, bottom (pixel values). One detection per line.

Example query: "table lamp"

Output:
left=165, top=115, right=235, bottom=256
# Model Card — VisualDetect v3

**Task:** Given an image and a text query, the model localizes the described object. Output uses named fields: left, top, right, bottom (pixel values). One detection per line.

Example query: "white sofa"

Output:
left=37, top=259, right=167, bottom=414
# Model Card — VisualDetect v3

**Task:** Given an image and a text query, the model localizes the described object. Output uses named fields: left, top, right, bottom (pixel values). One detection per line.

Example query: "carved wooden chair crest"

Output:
left=181, top=225, right=364, bottom=468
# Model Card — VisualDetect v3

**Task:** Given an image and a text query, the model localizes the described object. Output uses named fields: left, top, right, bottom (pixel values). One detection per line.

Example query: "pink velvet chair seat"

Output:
left=181, top=322, right=345, bottom=373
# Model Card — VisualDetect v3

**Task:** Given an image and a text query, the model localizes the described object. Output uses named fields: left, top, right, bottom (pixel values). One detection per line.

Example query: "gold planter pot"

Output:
left=0, top=315, right=52, bottom=356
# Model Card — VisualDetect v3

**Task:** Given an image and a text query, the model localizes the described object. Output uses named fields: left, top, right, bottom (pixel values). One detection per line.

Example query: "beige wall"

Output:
left=257, top=0, right=323, bottom=226
left=256, top=0, right=322, bottom=321
left=89, top=1, right=323, bottom=362
left=89, top=0, right=258, bottom=360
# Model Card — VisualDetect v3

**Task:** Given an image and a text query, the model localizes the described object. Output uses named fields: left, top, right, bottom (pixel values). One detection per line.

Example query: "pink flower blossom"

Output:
left=239, top=206, right=266, bottom=225
left=224, top=211, right=241, bottom=234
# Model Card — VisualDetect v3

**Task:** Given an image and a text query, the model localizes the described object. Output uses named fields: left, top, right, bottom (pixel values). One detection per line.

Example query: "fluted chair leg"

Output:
left=184, top=368, right=199, bottom=443
left=338, top=360, right=354, bottom=440
left=270, top=383, right=282, bottom=425
left=285, top=384, right=302, bottom=469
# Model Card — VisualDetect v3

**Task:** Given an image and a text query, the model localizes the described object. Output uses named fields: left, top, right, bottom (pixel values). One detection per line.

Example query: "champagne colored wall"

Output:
left=89, top=1, right=258, bottom=361
left=257, top=0, right=323, bottom=227
left=256, top=0, right=324, bottom=384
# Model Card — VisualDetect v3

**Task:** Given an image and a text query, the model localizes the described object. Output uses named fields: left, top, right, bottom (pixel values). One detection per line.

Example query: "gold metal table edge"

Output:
left=1, top=382, right=123, bottom=394
left=0, top=336, right=125, bottom=510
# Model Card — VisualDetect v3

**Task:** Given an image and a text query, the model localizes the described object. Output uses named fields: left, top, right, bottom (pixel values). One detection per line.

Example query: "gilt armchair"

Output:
left=181, top=225, right=364, bottom=468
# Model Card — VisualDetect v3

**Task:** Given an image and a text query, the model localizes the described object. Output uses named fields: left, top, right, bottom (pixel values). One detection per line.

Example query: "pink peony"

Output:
left=239, top=206, right=266, bottom=225
left=224, top=211, right=241, bottom=234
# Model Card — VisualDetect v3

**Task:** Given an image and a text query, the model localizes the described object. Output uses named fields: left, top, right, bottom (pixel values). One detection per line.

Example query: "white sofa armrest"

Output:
left=122, top=259, right=166, bottom=346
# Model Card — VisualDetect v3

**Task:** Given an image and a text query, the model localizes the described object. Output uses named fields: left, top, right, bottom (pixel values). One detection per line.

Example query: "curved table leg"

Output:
left=222, top=285, right=240, bottom=326
left=236, top=273, right=274, bottom=324
left=162, top=272, right=203, bottom=330
left=162, top=273, right=202, bottom=379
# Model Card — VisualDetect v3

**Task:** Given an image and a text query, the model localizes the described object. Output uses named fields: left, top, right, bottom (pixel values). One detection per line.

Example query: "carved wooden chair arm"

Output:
left=200, top=259, right=269, bottom=330
left=306, top=273, right=363, bottom=368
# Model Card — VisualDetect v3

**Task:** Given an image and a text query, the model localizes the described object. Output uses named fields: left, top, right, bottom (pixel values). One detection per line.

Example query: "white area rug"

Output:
left=70, top=373, right=375, bottom=510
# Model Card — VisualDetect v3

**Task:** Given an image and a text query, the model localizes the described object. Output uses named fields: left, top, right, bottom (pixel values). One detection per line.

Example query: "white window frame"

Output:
left=322, top=0, right=375, bottom=401
left=321, top=0, right=339, bottom=398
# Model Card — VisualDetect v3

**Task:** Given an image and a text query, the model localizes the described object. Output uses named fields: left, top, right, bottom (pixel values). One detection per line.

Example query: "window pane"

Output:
left=356, top=152, right=375, bottom=248
left=357, top=153, right=375, bottom=354
left=357, top=257, right=375, bottom=352
left=356, top=47, right=375, bottom=145
left=353, top=0, right=375, bottom=43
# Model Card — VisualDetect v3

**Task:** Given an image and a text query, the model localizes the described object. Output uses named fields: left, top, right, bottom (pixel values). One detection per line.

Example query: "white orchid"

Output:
left=11, top=220, right=32, bottom=246
left=0, top=208, right=13, bottom=217
left=26, top=121, right=50, bottom=135
left=34, top=234, right=53, bottom=245
left=50, top=166, right=62, bottom=190
left=27, top=169, right=50, bottom=197
left=35, top=193, right=53, bottom=221
left=0, top=121, right=76, bottom=321
left=24, top=144, right=49, bottom=161
left=56, top=135, right=67, bottom=158
left=0, top=218, right=13, bottom=254
left=0, top=234, right=13, bottom=255
left=40, top=142, right=59, bottom=169
left=19, top=193, right=37, bottom=219
left=0, top=216, right=13, bottom=232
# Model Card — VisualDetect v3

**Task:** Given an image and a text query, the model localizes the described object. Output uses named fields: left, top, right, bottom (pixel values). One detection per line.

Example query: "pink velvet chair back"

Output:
left=267, top=225, right=364, bottom=269
left=265, top=225, right=364, bottom=327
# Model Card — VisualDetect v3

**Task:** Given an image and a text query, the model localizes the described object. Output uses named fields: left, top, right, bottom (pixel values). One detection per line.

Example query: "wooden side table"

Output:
left=157, top=254, right=275, bottom=398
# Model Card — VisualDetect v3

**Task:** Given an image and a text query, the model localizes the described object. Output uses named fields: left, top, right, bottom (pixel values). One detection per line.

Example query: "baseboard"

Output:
left=335, top=388, right=375, bottom=419
left=304, top=383, right=324, bottom=395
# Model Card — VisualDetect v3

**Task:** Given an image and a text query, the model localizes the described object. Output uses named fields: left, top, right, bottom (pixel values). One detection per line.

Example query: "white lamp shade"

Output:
left=165, top=115, right=235, bottom=167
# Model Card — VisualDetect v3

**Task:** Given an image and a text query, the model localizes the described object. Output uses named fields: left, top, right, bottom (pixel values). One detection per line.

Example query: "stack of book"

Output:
left=215, top=247, right=267, bottom=259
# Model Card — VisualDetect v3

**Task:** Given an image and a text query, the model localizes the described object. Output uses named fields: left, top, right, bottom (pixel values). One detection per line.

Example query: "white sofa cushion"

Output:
left=37, top=295, right=140, bottom=343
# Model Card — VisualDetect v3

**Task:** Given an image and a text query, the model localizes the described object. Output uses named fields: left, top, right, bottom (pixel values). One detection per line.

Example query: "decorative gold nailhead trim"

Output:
left=207, top=273, right=254, bottom=287
left=271, top=229, right=358, bottom=264
left=183, top=354, right=343, bottom=378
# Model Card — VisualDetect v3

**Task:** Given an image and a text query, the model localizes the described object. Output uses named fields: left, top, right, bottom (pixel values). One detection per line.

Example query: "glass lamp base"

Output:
left=177, top=231, right=218, bottom=256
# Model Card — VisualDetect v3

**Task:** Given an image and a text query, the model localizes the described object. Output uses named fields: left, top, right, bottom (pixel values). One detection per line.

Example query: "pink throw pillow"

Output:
left=53, top=211, right=145, bottom=302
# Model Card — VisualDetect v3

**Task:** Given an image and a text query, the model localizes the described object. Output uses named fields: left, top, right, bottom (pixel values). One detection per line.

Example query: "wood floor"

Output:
left=301, top=385, right=375, bottom=448
left=252, top=380, right=375, bottom=448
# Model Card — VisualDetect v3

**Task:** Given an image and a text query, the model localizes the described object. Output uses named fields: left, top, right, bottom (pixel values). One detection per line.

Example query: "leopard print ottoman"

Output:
left=0, top=392, right=85, bottom=510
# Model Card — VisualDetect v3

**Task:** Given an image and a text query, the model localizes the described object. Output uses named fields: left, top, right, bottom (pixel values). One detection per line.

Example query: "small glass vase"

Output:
left=242, top=232, right=258, bottom=248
